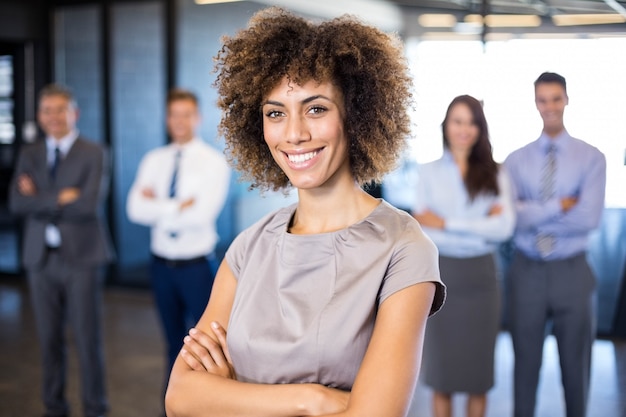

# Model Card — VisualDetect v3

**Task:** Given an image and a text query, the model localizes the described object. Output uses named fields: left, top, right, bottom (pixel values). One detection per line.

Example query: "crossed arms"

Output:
left=165, top=260, right=436, bottom=417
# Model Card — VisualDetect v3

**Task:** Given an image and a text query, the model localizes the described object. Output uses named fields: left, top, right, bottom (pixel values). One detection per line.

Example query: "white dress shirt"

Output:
left=126, top=138, right=230, bottom=260
left=413, top=151, right=516, bottom=258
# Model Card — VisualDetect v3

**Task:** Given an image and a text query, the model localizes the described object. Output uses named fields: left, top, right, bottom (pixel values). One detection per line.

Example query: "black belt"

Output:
left=152, top=254, right=210, bottom=268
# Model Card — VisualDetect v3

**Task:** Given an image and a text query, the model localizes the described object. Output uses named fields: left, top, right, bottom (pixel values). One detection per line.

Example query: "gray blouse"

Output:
left=225, top=200, right=445, bottom=390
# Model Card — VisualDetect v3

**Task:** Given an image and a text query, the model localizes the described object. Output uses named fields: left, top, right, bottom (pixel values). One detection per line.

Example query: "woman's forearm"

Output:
left=314, top=283, right=436, bottom=417
left=166, top=371, right=302, bottom=417
left=165, top=367, right=346, bottom=417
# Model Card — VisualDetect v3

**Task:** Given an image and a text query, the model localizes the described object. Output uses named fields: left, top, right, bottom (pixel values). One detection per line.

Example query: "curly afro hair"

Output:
left=214, top=7, right=413, bottom=192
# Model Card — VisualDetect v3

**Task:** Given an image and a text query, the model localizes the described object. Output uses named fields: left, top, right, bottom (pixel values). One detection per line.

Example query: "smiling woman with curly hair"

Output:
left=215, top=7, right=414, bottom=191
left=165, top=7, right=445, bottom=417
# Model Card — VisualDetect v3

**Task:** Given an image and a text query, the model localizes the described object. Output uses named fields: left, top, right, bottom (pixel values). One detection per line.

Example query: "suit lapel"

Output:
left=33, top=141, right=53, bottom=187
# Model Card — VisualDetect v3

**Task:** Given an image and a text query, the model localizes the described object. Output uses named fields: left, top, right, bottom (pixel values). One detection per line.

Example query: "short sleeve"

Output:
left=225, top=229, right=249, bottom=280
left=378, top=221, right=445, bottom=316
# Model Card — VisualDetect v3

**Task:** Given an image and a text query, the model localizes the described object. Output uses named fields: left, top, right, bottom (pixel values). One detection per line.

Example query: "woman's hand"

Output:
left=180, top=322, right=236, bottom=379
left=303, top=385, right=350, bottom=416
left=413, top=210, right=445, bottom=229
left=488, top=203, right=503, bottom=216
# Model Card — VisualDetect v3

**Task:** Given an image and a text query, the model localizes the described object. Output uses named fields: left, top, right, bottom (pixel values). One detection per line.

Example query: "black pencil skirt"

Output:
left=420, top=253, right=501, bottom=394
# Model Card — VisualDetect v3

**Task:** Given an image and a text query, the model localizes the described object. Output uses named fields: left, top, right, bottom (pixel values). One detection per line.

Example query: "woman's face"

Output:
left=262, top=77, right=350, bottom=190
left=445, top=102, right=479, bottom=154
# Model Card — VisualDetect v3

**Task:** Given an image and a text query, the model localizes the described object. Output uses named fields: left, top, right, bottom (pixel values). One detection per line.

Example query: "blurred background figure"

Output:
left=126, top=88, right=230, bottom=404
left=504, top=72, right=606, bottom=417
left=412, top=94, right=515, bottom=417
left=9, top=83, right=114, bottom=417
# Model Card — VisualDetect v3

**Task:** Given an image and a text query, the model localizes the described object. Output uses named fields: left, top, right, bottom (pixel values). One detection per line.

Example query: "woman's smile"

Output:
left=284, top=148, right=324, bottom=168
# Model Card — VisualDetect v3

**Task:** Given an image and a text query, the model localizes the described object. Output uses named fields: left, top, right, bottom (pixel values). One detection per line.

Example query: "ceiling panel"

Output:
left=384, top=0, right=626, bottom=16
left=383, top=0, right=626, bottom=37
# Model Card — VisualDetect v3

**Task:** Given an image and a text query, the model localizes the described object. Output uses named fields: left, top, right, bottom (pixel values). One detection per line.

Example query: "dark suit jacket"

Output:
left=9, top=137, right=115, bottom=269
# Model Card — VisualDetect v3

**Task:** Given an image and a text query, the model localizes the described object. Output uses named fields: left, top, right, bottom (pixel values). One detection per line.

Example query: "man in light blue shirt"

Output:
left=504, top=72, right=606, bottom=417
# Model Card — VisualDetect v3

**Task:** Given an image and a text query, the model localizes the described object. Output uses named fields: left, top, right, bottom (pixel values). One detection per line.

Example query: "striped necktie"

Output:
left=540, top=144, right=556, bottom=201
left=537, top=144, right=556, bottom=256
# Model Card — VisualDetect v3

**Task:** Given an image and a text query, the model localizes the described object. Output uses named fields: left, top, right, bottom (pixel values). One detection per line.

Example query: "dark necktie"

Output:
left=537, top=144, right=556, bottom=256
left=168, top=150, right=181, bottom=238
left=50, top=147, right=61, bottom=179
left=169, top=150, right=181, bottom=198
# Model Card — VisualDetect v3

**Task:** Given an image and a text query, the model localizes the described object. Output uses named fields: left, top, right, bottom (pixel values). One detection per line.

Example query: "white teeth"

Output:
left=288, top=151, right=318, bottom=163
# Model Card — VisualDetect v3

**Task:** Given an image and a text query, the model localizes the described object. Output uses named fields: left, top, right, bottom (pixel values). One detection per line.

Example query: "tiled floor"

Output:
left=411, top=333, right=626, bottom=417
left=1, top=276, right=625, bottom=417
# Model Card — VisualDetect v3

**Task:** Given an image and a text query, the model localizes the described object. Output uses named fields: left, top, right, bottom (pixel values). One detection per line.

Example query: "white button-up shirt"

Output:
left=413, top=151, right=515, bottom=258
left=126, top=138, right=230, bottom=260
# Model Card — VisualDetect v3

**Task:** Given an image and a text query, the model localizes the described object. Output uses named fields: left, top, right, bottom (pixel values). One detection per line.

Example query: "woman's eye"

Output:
left=265, top=110, right=283, bottom=118
left=308, top=106, right=327, bottom=115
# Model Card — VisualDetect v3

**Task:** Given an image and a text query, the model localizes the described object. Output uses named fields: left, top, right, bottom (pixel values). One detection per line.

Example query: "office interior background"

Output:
left=0, top=0, right=625, bottom=340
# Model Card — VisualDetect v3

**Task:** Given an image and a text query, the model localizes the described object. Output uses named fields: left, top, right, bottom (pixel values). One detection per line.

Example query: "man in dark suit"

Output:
left=9, top=84, right=114, bottom=417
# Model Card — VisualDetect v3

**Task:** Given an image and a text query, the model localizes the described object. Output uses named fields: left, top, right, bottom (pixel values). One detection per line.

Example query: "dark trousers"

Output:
left=150, top=255, right=216, bottom=390
left=27, top=251, right=107, bottom=417
left=507, top=251, right=596, bottom=417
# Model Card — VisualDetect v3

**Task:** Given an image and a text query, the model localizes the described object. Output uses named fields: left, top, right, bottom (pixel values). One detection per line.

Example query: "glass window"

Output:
left=403, top=36, right=626, bottom=208
left=393, top=35, right=626, bottom=335
left=0, top=55, right=14, bottom=145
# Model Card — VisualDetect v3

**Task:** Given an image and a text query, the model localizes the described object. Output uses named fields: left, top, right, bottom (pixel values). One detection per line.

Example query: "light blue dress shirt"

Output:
left=413, top=151, right=516, bottom=258
left=504, top=130, right=606, bottom=261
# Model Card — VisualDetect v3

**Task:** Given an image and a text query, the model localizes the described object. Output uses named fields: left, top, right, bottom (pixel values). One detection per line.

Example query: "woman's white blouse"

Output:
left=413, top=151, right=515, bottom=258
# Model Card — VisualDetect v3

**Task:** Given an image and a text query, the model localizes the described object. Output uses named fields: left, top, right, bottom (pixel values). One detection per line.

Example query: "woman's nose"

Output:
left=285, top=115, right=311, bottom=144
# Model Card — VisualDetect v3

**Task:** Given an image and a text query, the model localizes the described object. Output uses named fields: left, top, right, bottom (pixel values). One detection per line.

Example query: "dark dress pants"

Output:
left=507, top=251, right=596, bottom=417
left=150, top=255, right=215, bottom=392
left=27, top=250, right=107, bottom=417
